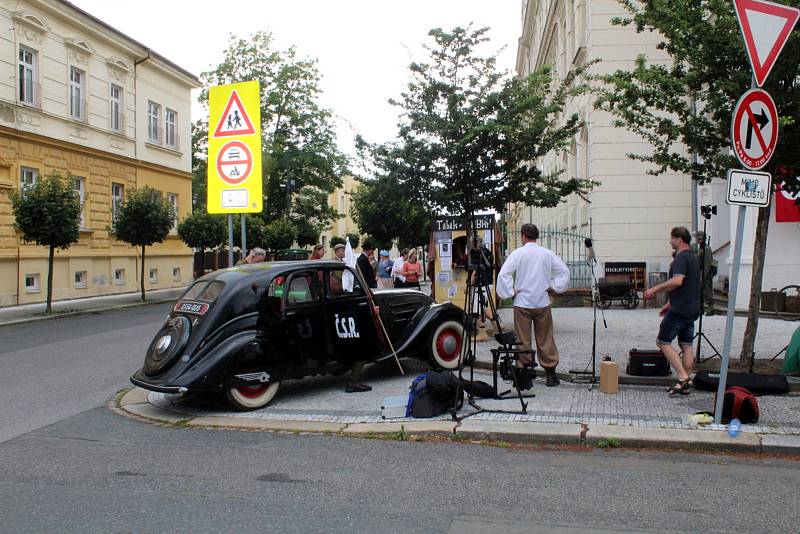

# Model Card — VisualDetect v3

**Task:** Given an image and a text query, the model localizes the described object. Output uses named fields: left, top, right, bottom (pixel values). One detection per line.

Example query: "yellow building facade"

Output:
left=0, top=0, right=199, bottom=306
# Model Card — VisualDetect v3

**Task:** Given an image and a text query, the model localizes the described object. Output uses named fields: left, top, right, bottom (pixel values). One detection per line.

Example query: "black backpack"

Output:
left=407, top=371, right=463, bottom=418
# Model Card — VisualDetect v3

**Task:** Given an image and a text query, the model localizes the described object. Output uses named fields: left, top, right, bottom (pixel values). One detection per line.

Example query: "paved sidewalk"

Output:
left=0, top=287, right=185, bottom=327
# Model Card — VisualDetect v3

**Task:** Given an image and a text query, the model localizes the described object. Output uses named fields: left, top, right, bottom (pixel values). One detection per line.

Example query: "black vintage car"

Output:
left=131, top=261, right=466, bottom=410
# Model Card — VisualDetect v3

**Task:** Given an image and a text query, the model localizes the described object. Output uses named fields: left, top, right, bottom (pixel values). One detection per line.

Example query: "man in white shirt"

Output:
left=391, top=248, right=409, bottom=288
left=496, top=224, right=570, bottom=386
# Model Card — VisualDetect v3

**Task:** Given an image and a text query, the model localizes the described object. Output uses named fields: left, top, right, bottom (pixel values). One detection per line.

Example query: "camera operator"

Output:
left=496, top=224, right=570, bottom=387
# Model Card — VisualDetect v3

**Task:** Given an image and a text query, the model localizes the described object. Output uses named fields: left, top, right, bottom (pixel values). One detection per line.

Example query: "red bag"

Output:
left=715, top=386, right=760, bottom=424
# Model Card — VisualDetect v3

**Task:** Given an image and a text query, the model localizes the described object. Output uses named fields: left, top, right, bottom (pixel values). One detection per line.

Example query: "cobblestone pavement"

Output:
left=150, top=354, right=800, bottom=436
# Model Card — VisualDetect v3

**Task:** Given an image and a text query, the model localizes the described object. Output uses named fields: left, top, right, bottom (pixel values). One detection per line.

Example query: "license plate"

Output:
left=174, top=301, right=209, bottom=315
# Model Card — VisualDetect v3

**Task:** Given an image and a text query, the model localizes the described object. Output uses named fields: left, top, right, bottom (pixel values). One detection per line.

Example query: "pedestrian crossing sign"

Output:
left=207, top=81, right=262, bottom=214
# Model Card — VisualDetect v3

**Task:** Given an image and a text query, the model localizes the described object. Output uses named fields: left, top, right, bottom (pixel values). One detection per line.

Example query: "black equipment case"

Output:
left=694, top=370, right=790, bottom=395
left=627, top=349, right=671, bottom=376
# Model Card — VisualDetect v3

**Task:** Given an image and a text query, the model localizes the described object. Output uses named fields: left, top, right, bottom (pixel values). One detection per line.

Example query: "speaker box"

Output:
left=627, top=349, right=671, bottom=376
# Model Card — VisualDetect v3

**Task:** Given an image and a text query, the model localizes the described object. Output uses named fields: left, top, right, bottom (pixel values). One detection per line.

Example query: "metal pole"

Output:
left=713, top=204, right=746, bottom=424
left=240, top=214, right=247, bottom=258
left=227, top=214, right=234, bottom=267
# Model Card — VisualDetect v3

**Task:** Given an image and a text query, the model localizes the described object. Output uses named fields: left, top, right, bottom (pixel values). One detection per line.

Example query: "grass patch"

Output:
left=387, top=425, right=409, bottom=441
left=596, top=438, right=621, bottom=449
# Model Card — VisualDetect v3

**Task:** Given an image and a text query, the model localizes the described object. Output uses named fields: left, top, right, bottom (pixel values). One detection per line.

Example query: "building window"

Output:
left=24, top=273, right=40, bottom=293
left=110, top=84, right=123, bottom=133
left=74, top=271, right=87, bottom=289
left=167, top=192, right=178, bottom=232
left=18, top=46, right=37, bottom=106
left=165, top=109, right=177, bottom=149
left=172, top=267, right=181, bottom=282
left=149, top=268, right=158, bottom=284
left=69, top=67, right=85, bottom=121
left=114, top=269, right=125, bottom=285
left=72, top=176, right=86, bottom=228
left=111, top=182, right=124, bottom=222
left=147, top=101, right=161, bottom=143
left=20, top=167, right=39, bottom=190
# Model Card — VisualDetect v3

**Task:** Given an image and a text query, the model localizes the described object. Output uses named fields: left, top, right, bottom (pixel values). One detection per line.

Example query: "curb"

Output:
left=114, top=387, right=800, bottom=455
left=0, top=295, right=178, bottom=328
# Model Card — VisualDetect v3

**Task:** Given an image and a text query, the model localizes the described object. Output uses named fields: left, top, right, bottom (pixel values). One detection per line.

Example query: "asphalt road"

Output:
left=0, top=303, right=172, bottom=443
left=1, top=407, right=799, bottom=533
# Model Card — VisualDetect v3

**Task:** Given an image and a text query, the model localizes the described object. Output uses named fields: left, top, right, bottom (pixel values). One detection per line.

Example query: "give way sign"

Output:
left=731, top=88, right=778, bottom=170
left=734, top=0, right=800, bottom=86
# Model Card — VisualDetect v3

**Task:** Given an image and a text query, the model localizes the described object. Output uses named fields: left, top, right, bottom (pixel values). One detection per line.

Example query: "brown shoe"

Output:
left=545, top=368, right=560, bottom=387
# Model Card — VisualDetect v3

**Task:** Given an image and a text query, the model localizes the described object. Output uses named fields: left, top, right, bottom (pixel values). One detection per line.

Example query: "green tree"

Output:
left=177, top=211, right=226, bottom=259
left=330, top=235, right=346, bottom=248
left=233, top=215, right=268, bottom=252
left=9, top=173, right=81, bottom=313
left=593, top=0, right=800, bottom=367
left=345, top=233, right=360, bottom=250
left=199, top=32, right=347, bottom=225
left=363, top=26, right=593, bottom=218
left=111, top=187, right=174, bottom=302
left=264, top=217, right=297, bottom=252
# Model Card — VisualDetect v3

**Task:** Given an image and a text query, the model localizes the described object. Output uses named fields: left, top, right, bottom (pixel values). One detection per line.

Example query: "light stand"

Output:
left=570, top=238, right=607, bottom=390
left=695, top=205, right=722, bottom=364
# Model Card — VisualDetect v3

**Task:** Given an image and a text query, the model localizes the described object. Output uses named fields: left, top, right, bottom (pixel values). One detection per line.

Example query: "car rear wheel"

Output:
left=225, top=381, right=281, bottom=411
left=429, top=320, right=464, bottom=370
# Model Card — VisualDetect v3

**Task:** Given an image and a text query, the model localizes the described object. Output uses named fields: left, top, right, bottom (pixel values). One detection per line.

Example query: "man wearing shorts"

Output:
left=643, top=227, right=701, bottom=395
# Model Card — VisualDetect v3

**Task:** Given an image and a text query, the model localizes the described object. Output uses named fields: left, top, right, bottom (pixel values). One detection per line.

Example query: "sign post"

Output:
left=207, top=80, right=262, bottom=263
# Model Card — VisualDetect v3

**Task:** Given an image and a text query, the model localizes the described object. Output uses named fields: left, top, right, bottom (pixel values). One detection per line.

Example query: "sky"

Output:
left=70, top=0, right=522, bottom=156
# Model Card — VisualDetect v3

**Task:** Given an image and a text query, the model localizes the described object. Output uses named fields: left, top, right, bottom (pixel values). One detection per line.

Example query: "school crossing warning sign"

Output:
left=207, top=81, right=262, bottom=214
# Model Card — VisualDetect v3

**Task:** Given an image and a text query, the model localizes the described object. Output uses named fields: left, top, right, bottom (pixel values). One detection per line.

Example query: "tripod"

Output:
left=695, top=207, right=721, bottom=364
left=452, top=216, right=534, bottom=421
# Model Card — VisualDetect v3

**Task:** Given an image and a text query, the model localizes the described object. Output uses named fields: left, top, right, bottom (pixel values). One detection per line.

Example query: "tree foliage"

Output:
left=9, top=173, right=81, bottom=312
left=177, top=211, right=226, bottom=254
left=111, top=186, right=174, bottom=302
left=330, top=235, right=346, bottom=248
left=345, top=232, right=360, bottom=250
left=264, top=217, right=297, bottom=251
left=593, top=0, right=800, bottom=366
left=359, top=25, right=594, bottom=218
left=199, top=31, right=347, bottom=225
left=351, top=175, right=431, bottom=250
left=233, top=214, right=269, bottom=251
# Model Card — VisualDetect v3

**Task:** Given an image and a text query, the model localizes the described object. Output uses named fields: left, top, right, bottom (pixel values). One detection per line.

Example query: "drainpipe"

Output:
left=133, top=51, right=152, bottom=162
left=689, top=94, right=699, bottom=232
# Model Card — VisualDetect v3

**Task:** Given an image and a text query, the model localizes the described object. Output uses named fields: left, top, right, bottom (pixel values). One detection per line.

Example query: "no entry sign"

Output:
left=731, top=88, right=778, bottom=170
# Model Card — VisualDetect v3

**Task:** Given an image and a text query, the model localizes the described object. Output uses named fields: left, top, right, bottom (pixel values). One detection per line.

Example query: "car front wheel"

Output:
left=429, top=320, right=464, bottom=370
left=225, top=381, right=281, bottom=411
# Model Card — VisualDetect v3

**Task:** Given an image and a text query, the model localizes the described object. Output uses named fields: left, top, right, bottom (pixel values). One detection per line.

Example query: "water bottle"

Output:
left=728, top=418, right=741, bottom=437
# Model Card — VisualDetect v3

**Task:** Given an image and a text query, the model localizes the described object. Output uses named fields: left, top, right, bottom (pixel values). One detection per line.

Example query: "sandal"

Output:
left=667, top=379, right=692, bottom=396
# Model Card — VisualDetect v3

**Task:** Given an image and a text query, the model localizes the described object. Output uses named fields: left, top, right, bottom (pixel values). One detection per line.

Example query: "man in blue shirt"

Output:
left=644, top=227, right=701, bottom=395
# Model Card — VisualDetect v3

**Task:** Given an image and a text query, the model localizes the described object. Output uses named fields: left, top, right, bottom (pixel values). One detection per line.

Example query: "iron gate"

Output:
left=539, top=227, right=591, bottom=289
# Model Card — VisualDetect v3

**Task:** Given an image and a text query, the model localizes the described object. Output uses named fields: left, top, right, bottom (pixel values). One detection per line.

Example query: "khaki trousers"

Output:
left=513, top=306, right=559, bottom=369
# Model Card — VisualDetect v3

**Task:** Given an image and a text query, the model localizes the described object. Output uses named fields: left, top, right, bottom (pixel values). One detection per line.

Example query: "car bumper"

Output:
left=130, top=373, right=188, bottom=394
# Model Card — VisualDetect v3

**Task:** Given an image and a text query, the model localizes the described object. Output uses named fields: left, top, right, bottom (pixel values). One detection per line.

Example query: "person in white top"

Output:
left=391, top=248, right=409, bottom=288
left=496, top=223, right=570, bottom=386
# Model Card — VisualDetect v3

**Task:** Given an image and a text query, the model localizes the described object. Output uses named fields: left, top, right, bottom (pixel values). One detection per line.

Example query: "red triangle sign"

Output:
left=734, top=0, right=800, bottom=87
left=213, top=90, right=256, bottom=137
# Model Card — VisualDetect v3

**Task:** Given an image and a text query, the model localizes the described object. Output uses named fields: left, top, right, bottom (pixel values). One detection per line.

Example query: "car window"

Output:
left=326, top=267, right=364, bottom=299
left=286, top=275, right=319, bottom=305
left=182, top=281, right=207, bottom=300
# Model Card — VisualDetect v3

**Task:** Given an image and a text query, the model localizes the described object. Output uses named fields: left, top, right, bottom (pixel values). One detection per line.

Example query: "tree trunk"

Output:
left=46, top=244, right=55, bottom=314
left=140, top=245, right=146, bottom=302
left=738, top=202, right=771, bottom=367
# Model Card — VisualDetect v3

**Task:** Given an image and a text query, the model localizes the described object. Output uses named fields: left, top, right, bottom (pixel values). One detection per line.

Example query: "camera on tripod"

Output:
left=700, top=204, right=717, bottom=220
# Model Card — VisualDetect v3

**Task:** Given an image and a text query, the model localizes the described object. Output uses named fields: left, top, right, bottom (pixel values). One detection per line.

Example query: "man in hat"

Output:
left=357, top=243, right=377, bottom=288
left=332, top=242, right=346, bottom=261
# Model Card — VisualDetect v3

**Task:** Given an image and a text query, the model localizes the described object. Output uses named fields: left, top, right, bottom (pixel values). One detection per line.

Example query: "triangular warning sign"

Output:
left=734, top=0, right=800, bottom=87
left=213, top=90, right=256, bottom=137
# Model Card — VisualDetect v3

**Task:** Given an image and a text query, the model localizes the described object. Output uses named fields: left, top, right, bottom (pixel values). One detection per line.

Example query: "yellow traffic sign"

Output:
left=207, top=81, right=262, bottom=214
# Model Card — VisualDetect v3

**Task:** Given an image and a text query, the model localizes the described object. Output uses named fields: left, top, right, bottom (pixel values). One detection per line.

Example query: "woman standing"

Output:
left=309, top=244, right=325, bottom=260
left=376, top=250, right=394, bottom=289
left=402, top=250, right=423, bottom=290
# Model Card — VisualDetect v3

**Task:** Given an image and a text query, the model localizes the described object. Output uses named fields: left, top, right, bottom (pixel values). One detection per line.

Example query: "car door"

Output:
left=281, top=270, right=330, bottom=367
left=323, top=266, right=382, bottom=365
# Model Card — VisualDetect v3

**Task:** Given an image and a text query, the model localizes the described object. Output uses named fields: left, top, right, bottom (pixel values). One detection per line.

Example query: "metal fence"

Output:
left=539, top=227, right=591, bottom=289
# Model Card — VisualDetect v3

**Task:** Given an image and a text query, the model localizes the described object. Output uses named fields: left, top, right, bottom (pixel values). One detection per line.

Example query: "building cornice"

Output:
left=0, top=124, right=192, bottom=179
